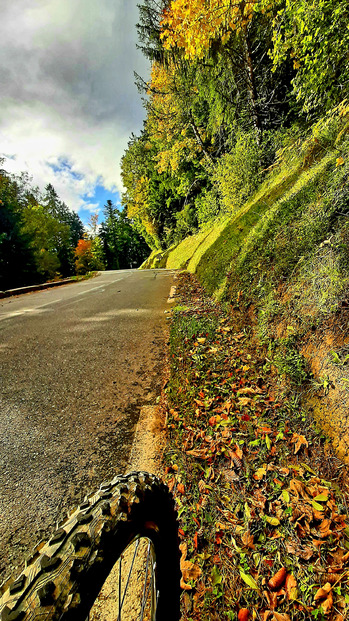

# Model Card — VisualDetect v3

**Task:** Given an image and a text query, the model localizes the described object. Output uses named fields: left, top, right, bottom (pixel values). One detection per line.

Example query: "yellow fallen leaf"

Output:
left=254, top=466, right=267, bottom=480
left=265, top=516, right=280, bottom=526
left=336, top=156, right=344, bottom=166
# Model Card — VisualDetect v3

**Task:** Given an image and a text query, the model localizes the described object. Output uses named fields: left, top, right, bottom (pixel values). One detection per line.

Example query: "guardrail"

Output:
left=0, top=278, right=75, bottom=299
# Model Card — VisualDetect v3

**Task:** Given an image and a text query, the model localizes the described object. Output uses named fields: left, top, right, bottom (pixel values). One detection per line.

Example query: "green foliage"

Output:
left=0, top=164, right=84, bottom=288
left=270, top=0, right=349, bottom=113
left=21, top=204, right=71, bottom=280
left=171, top=204, right=198, bottom=243
left=213, top=132, right=263, bottom=213
left=195, top=187, right=221, bottom=226
left=90, top=237, right=105, bottom=271
left=273, top=337, right=308, bottom=385
left=99, top=200, right=150, bottom=269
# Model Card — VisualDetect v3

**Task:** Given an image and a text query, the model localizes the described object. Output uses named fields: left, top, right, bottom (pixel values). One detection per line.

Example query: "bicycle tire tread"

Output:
left=0, top=471, right=180, bottom=621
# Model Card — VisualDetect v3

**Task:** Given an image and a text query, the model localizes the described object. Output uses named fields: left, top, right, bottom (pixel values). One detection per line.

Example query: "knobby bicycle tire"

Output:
left=0, top=471, right=181, bottom=621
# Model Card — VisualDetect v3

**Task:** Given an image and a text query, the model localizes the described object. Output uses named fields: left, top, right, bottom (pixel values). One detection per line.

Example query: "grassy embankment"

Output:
left=145, top=104, right=349, bottom=619
left=145, top=103, right=349, bottom=461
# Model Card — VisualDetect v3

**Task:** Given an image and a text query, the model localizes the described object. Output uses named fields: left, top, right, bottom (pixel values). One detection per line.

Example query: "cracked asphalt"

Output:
left=0, top=269, right=176, bottom=583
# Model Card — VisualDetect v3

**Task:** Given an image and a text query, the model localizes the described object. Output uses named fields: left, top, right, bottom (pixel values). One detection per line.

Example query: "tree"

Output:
left=74, top=237, right=104, bottom=275
left=269, top=0, right=349, bottom=113
left=99, top=201, right=150, bottom=269
left=0, top=168, right=36, bottom=289
left=21, top=204, right=71, bottom=281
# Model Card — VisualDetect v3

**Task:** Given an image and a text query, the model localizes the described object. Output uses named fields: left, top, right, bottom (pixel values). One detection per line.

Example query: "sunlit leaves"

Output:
left=269, top=0, right=349, bottom=111
left=160, top=0, right=258, bottom=60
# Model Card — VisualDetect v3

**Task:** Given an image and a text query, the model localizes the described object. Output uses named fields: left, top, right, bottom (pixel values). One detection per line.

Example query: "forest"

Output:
left=121, top=0, right=348, bottom=250
left=0, top=164, right=149, bottom=291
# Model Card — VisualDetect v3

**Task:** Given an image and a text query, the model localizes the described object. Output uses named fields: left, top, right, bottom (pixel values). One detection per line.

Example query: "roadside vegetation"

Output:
left=164, top=273, right=349, bottom=621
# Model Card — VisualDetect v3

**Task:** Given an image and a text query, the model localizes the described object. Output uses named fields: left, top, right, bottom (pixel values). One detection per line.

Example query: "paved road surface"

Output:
left=0, top=269, right=176, bottom=583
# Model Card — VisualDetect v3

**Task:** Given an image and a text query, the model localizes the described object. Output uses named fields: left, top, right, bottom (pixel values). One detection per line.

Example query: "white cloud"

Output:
left=0, top=0, right=149, bottom=213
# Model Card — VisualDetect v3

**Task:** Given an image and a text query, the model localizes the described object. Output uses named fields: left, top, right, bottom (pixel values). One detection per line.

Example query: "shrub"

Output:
left=195, top=187, right=221, bottom=226
left=213, top=132, right=262, bottom=214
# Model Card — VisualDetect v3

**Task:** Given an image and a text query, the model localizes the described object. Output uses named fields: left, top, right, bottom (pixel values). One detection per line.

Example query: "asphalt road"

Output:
left=0, top=269, right=176, bottom=583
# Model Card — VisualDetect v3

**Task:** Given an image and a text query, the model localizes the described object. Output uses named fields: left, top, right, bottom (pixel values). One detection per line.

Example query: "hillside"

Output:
left=143, top=105, right=349, bottom=462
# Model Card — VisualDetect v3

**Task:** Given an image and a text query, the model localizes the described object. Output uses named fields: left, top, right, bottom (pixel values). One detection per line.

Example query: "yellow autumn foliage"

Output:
left=160, top=0, right=257, bottom=59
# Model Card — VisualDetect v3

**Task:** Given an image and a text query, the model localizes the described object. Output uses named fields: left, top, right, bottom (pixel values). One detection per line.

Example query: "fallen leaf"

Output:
left=179, top=542, right=201, bottom=589
left=211, top=564, right=222, bottom=585
left=313, top=493, right=329, bottom=502
left=240, top=571, right=259, bottom=590
left=268, top=567, right=287, bottom=590
left=265, top=516, right=280, bottom=526
left=264, top=590, right=278, bottom=610
left=186, top=448, right=208, bottom=459
left=312, top=500, right=325, bottom=512
left=238, top=609, right=250, bottom=621
left=230, top=450, right=243, bottom=469
left=235, top=445, right=244, bottom=460
left=177, top=483, right=185, bottom=495
left=317, top=586, right=333, bottom=615
left=239, top=386, right=262, bottom=395
left=259, top=426, right=273, bottom=434
left=238, top=397, right=252, bottom=406
left=198, top=479, right=207, bottom=493
left=281, top=490, right=290, bottom=503
left=273, top=614, right=291, bottom=621
left=314, top=582, right=332, bottom=602
left=285, top=573, right=298, bottom=600
left=291, top=433, right=309, bottom=454
left=242, top=530, right=255, bottom=549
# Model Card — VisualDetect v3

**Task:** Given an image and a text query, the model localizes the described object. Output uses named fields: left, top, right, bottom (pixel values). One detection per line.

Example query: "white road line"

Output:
left=0, top=276, right=128, bottom=321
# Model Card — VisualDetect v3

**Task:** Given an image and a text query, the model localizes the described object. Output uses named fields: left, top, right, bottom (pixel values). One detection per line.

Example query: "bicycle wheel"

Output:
left=0, top=471, right=181, bottom=621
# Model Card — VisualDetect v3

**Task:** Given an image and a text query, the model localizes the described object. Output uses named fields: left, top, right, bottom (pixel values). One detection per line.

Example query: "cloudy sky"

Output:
left=0, top=0, right=150, bottom=224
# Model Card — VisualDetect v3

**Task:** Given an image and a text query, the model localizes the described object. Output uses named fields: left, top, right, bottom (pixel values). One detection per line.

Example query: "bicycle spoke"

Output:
left=117, top=539, right=142, bottom=621
left=139, top=540, right=152, bottom=621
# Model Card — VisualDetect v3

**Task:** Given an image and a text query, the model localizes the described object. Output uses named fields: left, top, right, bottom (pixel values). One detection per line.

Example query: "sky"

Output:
left=0, top=0, right=150, bottom=225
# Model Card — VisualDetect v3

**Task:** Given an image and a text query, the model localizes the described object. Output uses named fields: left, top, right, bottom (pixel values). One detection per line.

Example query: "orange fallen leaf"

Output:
left=314, top=583, right=333, bottom=615
left=177, top=483, right=185, bottom=494
left=179, top=542, right=201, bottom=590
left=268, top=567, right=287, bottom=590
left=285, top=573, right=298, bottom=600
left=238, top=609, right=250, bottom=621
left=314, top=582, right=332, bottom=602
left=185, top=448, right=208, bottom=459
left=319, top=518, right=332, bottom=538
left=291, top=433, right=308, bottom=454
left=235, top=445, right=243, bottom=460
left=242, top=530, right=255, bottom=549
left=264, top=590, right=278, bottom=610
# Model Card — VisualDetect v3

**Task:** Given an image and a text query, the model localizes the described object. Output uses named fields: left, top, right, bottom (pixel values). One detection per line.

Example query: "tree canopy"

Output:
left=121, top=0, right=348, bottom=247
